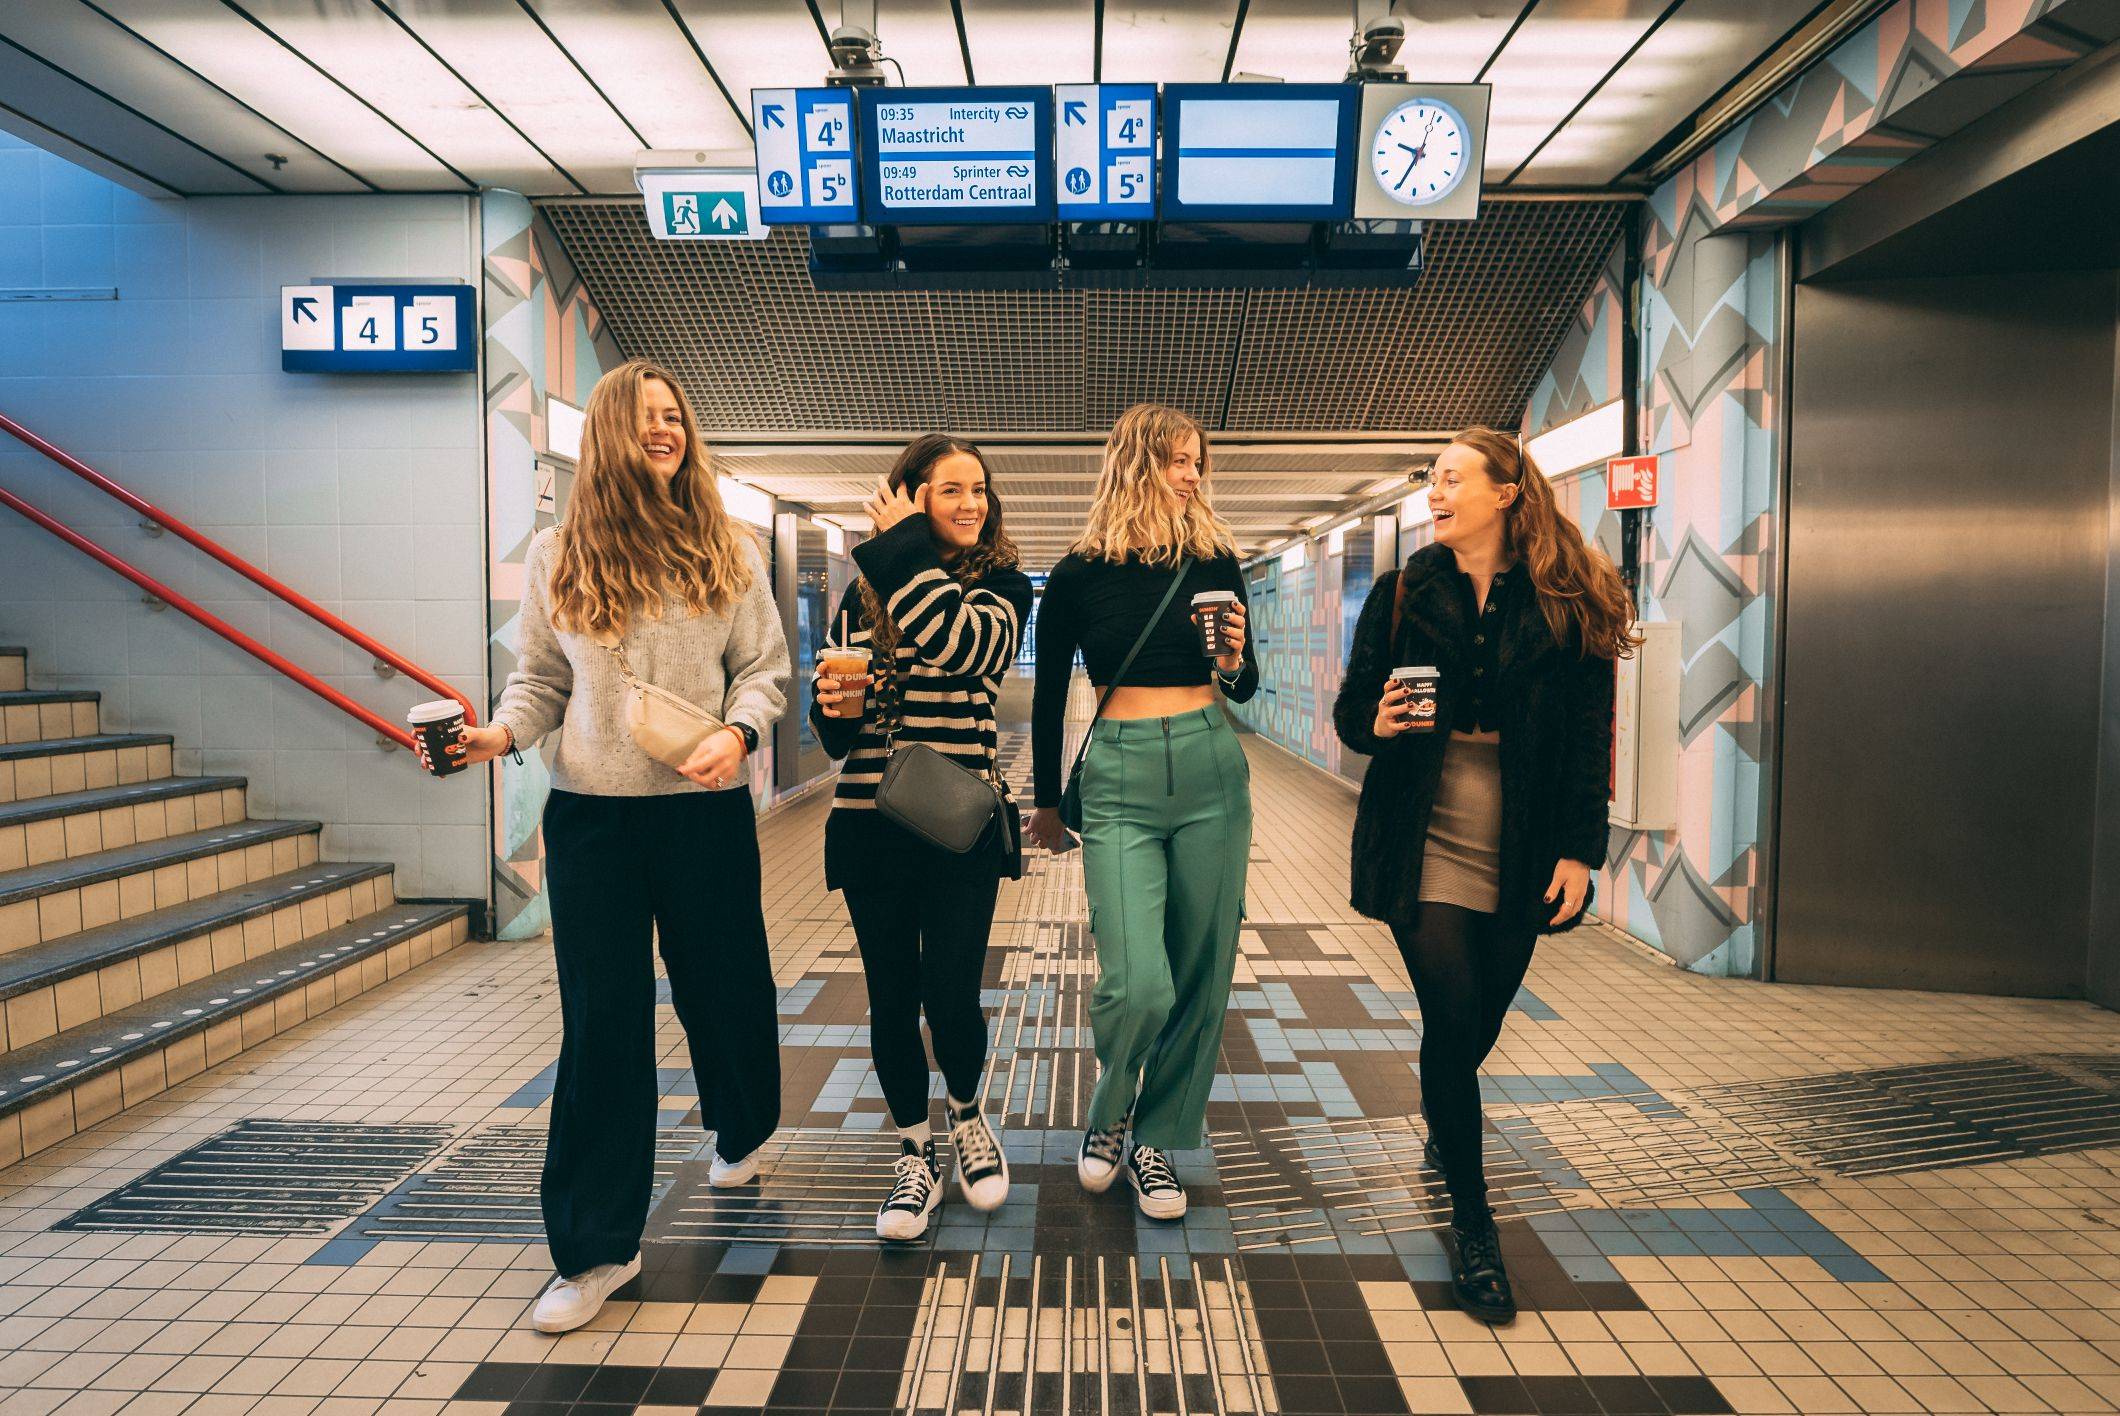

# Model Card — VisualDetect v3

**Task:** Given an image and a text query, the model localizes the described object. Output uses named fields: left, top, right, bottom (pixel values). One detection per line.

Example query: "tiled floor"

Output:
left=2, top=690, right=2118, bottom=1416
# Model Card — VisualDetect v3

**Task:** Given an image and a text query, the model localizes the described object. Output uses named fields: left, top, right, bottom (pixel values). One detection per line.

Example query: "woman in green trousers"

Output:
left=1025, top=403, right=1258, bottom=1219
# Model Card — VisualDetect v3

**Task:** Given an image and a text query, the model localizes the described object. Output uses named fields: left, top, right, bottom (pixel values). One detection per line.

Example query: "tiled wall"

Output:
left=0, top=133, right=489, bottom=900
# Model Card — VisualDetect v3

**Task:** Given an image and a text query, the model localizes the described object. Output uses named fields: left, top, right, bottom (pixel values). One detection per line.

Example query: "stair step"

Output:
left=0, top=860, right=391, bottom=1005
left=2, top=690, right=99, bottom=745
left=0, top=774, right=244, bottom=833
left=0, top=732, right=172, bottom=764
left=0, top=818, right=317, bottom=913
left=0, top=901, right=471, bottom=1153
left=0, top=651, right=19, bottom=693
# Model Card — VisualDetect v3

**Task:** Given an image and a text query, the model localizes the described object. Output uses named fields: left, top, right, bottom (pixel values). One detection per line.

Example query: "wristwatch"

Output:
left=729, top=722, right=759, bottom=754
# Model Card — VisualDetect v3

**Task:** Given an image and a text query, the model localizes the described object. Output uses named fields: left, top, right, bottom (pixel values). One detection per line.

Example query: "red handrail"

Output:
left=0, top=410, right=477, bottom=750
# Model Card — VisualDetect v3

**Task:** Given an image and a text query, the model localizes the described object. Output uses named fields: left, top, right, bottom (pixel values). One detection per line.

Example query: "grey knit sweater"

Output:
left=492, top=527, right=790, bottom=796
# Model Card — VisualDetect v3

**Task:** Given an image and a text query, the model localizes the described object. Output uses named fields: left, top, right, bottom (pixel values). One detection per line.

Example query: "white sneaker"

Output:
left=530, top=1253, right=641, bottom=1334
left=1127, top=1144, right=1187, bottom=1220
left=1077, top=1121, right=1126, bottom=1194
left=708, top=1149, right=759, bottom=1188
left=949, top=1108, right=1009, bottom=1212
left=877, top=1139, right=944, bottom=1242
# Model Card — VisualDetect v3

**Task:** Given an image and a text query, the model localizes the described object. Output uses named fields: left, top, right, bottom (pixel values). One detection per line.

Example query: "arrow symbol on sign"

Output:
left=761, top=104, right=786, bottom=129
left=711, top=197, right=739, bottom=230
left=292, top=296, right=320, bottom=323
left=1064, top=100, right=1088, bottom=126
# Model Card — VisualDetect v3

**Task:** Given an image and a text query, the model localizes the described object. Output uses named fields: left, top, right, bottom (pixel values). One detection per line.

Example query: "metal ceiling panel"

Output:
left=1224, top=286, right=1416, bottom=428
left=92, top=0, right=467, bottom=189
left=381, top=0, right=650, bottom=193
left=0, top=0, right=364, bottom=193
left=1478, top=0, right=1669, bottom=174
left=529, top=0, right=752, bottom=150
left=1100, top=1, right=1240, bottom=83
left=1517, top=0, right=1817, bottom=185
left=960, top=0, right=1097, bottom=86
left=666, top=2, right=833, bottom=112
left=0, top=37, right=272, bottom=195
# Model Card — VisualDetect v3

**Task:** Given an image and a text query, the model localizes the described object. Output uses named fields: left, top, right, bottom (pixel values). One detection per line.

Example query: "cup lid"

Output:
left=407, top=699, right=465, bottom=724
left=1391, top=665, right=1439, bottom=677
left=822, top=645, right=871, bottom=659
left=1191, top=589, right=1239, bottom=603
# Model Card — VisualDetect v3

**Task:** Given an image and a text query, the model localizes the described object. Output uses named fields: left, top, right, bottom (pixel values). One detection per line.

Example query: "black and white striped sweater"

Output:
left=810, top=517, right=1033, bottom=884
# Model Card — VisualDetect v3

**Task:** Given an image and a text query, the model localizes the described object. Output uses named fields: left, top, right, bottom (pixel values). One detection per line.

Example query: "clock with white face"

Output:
left=1371, top=97, right=1471, bottom=207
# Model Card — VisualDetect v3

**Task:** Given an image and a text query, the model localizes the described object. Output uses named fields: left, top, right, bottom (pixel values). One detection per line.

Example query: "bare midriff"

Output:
left=1096, top=683, right=1220, bottom=720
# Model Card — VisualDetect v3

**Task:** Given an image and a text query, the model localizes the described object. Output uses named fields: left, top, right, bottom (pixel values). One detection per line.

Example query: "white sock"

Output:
left=899, top=1121, right=932, bottom=1148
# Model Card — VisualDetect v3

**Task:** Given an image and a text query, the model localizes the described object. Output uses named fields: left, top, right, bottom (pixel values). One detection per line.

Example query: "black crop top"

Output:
left=1031, top=552, right=1260, bottom=806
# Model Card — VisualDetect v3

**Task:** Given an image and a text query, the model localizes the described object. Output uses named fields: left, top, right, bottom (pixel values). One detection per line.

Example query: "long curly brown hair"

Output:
left=1399, top=426, right=1640, bottom=660
left=548, top=359, right=754, bottom=639
left=856, top=434, right=1020, bottom=660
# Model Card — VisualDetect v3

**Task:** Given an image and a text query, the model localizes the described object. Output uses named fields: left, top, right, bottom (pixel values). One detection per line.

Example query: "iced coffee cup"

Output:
left=1390, top=666, right=1440, bottom=733
left=818, top=646, right=872, bottom=719
left=408, top=699, right=468, bottom=776
left=1191, top=590, right=1239, bottom=657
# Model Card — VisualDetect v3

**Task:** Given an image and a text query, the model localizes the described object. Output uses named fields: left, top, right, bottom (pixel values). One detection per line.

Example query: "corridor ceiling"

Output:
left=0, top=0, right=1834, bottom=198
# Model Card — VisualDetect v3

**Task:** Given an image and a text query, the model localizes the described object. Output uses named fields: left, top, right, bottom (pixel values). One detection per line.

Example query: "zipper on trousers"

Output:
left=1163, top=719, right=1174, bottom=796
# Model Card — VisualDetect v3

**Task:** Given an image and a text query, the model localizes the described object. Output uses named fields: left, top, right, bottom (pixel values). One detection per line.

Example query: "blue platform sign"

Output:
left=859, top=86, right=1053, bottom=225
left=1161, top=84, right=1358, bottom=221
left=279, top=284, right=474, bottom=373
left=752, top=88, right=860, bottom=224
left=1054, top=84, right=1156, bottom=221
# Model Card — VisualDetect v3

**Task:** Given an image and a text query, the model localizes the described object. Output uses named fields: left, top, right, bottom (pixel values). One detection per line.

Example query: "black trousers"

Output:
left=1390, top=904, right=1537, bottom=1226
left=843, top=864, right=1001, bottom=1130
left=540, top=787, right=781, bottom=1277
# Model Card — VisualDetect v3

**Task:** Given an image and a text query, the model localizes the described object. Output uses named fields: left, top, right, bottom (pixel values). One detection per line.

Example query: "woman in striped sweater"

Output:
left=809, top=434, right=1033, bottom=1242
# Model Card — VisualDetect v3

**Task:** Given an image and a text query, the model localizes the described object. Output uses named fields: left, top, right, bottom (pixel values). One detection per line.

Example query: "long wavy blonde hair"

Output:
left=547, top=359, right=755, bottom=639
left=1397, top=426, right=1640, bottom=660
left=1071, top=403, right=1237, bottom=566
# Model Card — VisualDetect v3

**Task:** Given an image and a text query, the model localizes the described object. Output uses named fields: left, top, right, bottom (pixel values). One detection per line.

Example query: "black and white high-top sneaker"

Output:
left=1077, top=1121, right=1127, bottom=1194
left=948, top=1104, right=1009, bottom=1212
left=876, top=1137, right=943, bottom=1242
left=1126, top=1143, right=1186, bottom=1220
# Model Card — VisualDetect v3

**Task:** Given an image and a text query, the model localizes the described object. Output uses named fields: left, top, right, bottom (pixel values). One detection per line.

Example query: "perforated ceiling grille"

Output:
left=538, top=199, right=1628, bottom=436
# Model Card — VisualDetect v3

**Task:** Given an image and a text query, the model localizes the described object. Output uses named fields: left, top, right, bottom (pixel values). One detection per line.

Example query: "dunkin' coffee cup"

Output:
left=819, top=646, right=872, bottom=718
left=408, top=699, right=468, bottom=776
left=1191, top=590, right=1239, bottom=657
left=1390, top=666, right=1440, bottom=733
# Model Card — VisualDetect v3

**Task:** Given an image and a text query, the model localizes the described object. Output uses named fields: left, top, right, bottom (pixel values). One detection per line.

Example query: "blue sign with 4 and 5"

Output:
left=280, top=284, right=474, bottom=373
left=753, top=88, right=860, bottom=224
left=1055, top=84, right=1156, bottom=220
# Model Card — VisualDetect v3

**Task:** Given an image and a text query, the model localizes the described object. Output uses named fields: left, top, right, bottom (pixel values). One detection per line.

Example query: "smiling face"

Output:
left=921, top=451, right=989, bottom=556
left=1427, top=442, right=1517, bottom=549
left=1160, top=430, right=1203, bottom=509
left=638, top=376, right=687, bottom=482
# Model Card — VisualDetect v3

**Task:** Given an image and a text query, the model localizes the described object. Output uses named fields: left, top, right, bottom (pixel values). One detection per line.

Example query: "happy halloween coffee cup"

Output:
left=1389, top=666, right=1440, bottom=733
left=1191, top=590, right=1239, bottom=657
left=407, top=699, right=468, bottom=776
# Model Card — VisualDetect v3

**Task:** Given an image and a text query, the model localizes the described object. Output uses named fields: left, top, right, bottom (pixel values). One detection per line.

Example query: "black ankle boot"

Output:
left=1422, top=1136, right=1443, bottom=1174
left=1449, top=1220, right=1516, bottom=1324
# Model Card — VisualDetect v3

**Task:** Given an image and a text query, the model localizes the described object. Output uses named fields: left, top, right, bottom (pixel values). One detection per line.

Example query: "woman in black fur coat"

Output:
left=1333, top=427, right=1636, bottom=1324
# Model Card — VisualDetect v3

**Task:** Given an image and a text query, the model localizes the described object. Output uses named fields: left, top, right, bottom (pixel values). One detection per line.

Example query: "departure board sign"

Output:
left=1161, top=84, right=1357, bottom=222
left=752, top=88, right=860, bottom=224
left=1054, top=84, right=1156, bottom=221
left=859, top=86, right=1054, bottom=225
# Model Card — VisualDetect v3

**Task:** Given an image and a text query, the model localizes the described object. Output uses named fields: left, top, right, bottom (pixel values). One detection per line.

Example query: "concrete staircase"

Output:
left=0, top=644, right=471, bottom=1166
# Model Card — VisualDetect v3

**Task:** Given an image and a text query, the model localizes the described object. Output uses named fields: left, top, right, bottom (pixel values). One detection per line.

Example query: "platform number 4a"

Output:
left=340, top=295, right=397, bottom=352
left=401, top=295, right=457, bottom=352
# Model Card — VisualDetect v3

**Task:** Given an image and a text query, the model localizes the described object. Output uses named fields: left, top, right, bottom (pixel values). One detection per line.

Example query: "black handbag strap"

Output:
left=1064, top=555, right=1193, bottom=782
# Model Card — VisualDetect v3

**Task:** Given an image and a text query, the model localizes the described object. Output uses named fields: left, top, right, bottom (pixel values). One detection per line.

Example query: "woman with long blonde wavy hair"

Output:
left=1332, top=426, right=1634, bottom=1326
left=425, top=358, right=789, bottom=1334
left=1026, top=403, right=1258, bottom=1222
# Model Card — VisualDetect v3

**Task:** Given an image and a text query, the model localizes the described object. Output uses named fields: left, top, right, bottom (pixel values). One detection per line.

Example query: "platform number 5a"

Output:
left=401, top=295, right=458, bottom=352
left=340, top=295, right=397, bottom=352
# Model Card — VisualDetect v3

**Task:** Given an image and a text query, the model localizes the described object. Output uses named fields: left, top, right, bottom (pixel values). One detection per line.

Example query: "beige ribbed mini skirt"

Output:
left=1418, top=732, right=1503, bottom=913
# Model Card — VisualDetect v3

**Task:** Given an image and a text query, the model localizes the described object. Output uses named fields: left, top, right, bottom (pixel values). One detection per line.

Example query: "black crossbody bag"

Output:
left=1057, top=556, right=1192, bottom=834
left=873, top=660, right=1023, bottom=878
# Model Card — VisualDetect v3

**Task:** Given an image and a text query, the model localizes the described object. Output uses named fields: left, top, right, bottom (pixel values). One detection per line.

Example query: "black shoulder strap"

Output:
left=1066, top=556, right=1192, bottom=779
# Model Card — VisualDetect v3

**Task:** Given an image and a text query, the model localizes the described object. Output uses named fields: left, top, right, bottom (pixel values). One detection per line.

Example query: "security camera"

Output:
left=826, top=24, right=887, bottom=87
left=1347, top=16, right=1407, bottom=82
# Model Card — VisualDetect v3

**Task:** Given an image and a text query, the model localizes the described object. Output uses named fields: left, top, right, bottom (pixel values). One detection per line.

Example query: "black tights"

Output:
left=1390, top=904, right=1537, bottom=1228
left=844, top=869, right=1001, bottom=1130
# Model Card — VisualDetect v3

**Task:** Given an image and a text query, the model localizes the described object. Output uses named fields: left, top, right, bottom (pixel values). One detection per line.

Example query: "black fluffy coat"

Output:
left=1331, top=542, right=1616, bottom=934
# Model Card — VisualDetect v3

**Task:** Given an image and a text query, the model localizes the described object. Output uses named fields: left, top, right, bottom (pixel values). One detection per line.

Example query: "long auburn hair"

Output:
left=547, top=359, right=754, bottom=639
left=856, top=434, right=1020, bottom=659
left=1072, top=403, right=1237, bottom=566
left=1397, top=427, right=1640, bottom=660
